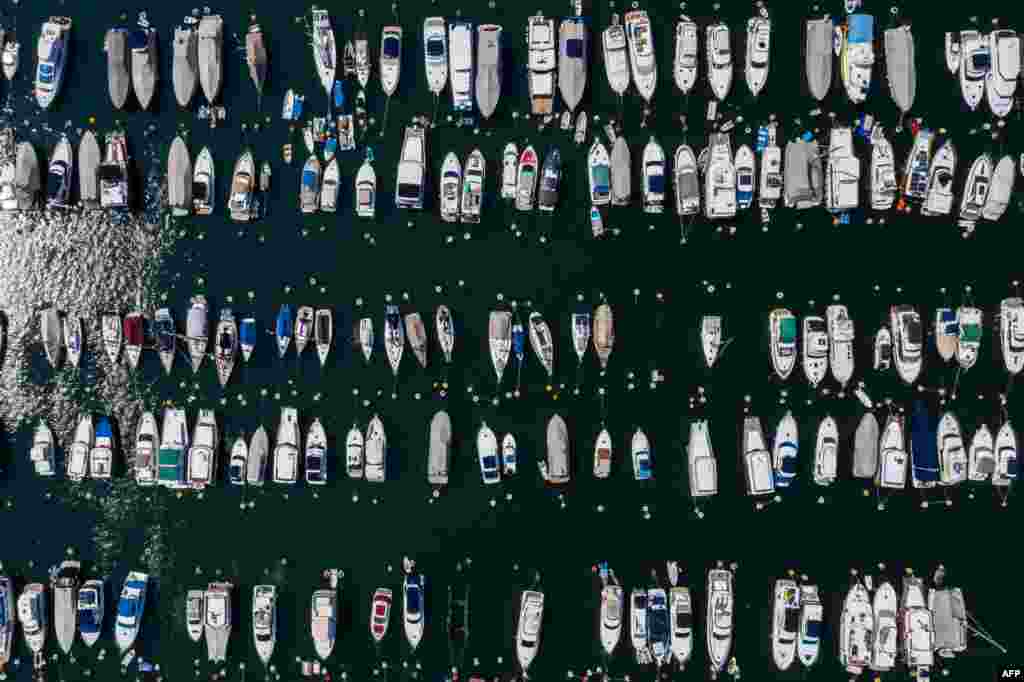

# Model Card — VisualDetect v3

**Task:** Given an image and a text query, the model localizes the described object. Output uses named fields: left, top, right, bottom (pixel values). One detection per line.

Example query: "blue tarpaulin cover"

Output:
left=849, top=15, right=874, bottom=44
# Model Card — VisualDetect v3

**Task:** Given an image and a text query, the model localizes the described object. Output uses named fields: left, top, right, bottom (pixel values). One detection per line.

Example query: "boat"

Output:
left=797, top=585, right=823, bottom=667
left=197, top=14, right=224, bottom=104
left=384, top=304, right=404, bottom=376
left=853, top=411, right=880, bottom=480
left=959, top=30, right=987, bottom=110
left=124, top=311, right=146, bottom=370
left=647, top=588, right=670, bottom=667
left=600, top=583, right=623, bottom=657
left=63, top=315, right=83, bottom=369
left=43, top=136, right=73, bottom=212
left=769, top=308, right=797, bottom=380
left=17, top=583, right=46, bottom=654
left=502, top=433, right=517, bottom=476
left=801, top=315, right=828, bottom=387
left=945, top=32, right=961, bottom=75
left=427, top=410, right=452, bottom=486
left=440, top=152, right=462, bottom=222
left=570, top=308, right=591, bottom=366
left=401, top=573, right=425, bottom=652
left=247, top=426, right=269, bottom=486
left=687, top=420, right=717, bottom=497
left=837, top=14, right=874, bottom=103
left=590, top=206, right=604, bottom=237
left=501, top=143, right=518, bottom=200
left=783, top=138, right=823, bottom=210
left=588, top=140, right=611, bottom=206
left=172, top=25, right=198, bottom=108
left=911, top=401, right=940, bottom=488
left=630, top=589, right=648, bottom=662
left=742, top=416, right=774, bottom=496
left=704, top=133, right=736, bottom=219
left=51, top=560, right=80, bottom=655
left=204, top=582, right=232, bottom=663
left=13, top=141, right=40, bottom=210
left=624, top=10, right=656, bottom=103
left=734, top=144, right=755, bottom=210
left=870, top=129, right=897, bottom=210
left=890, top=304, right=923, bottom=384
left=227, top=436, right=247, bottom=485
left=98, top=131, right=129, bottom=210
left=805, top=17, right=833, bottom=101
left=883, top=24, right=915, bottom=115
left=167, top=135, right=192, bottom=216
left=593, top=428, right=613, bottom=479
left=34, top=17, right=72, bottom=109
left=448, top=21, right=474, bottom=114
left=610, top=136, right=630, bottom=206
left=77, top=579, right=103, bottom=648
left=877, top=414, right=908, bottom=489
left=705, top=22, right=732, bottom=101
left=957, top=306, right=982, bottom=370
left=186, top=408, right=218, bottom=489
left=574, top=110, right=588, bottom=144
left=982, top=154, right=1015, bottom=222
left=424, top=17, right=448, bottom=95
left=396, top=126, right=426, bottom=209
left=674, top=17, right=698, bottom=94
left=314, top=157, right=338, bottom=213
left=543, top=414, right=570, bottom=484
left=987, top=30, right=1019, bottom=117
left=275, top=304, right=293, bottom=358
left=88, top=416, right=114, bottom=479
left=993, top=421, right=1017, bottom=489
left=902, top=127, right=933, bottom=202
left=476, top=24, right=502, bottom=119
left=674, top=144, right=700, bottom=217
left=311, top=589, right=337, bottom=660
left=745, top=16, right=770, bottom=97
left=132, top=411, right=161, bottom=486
left=461, top=149, right=484, bottom=222
left=250, top=585, right=277, bottom=665
left=474, top=421, right=501, bottom=485
left=39, top=307, right=62, bottom=369
left=526, top=14, right=556, bottom=116
left=771, top=579, right=799, bottom=671
left=101, top=313, right=122, bottom=365
left=78, top=130, right=101, bottom=209
left=705, top=569, right=733, bottom=675
left=537, top=148, right=561, bottom=212
left=304, top=418, right=327, bottom=485
left=1000, top=298, right=1024, bottom=374
left=446, top=580, right=470, bottom=668
left=921, top=140, right=956, bottom=216
left=813, top=415, right=839, bottom=486
left=825, top=304, right=854, bottom=387
left=937, top=411, right=967, bottom=486
left=872, top=581, right=898, bottom=672
left=129, top=26, right=158, bottom=110
left=245, top=21, right=268, bottom=98
left=825, top=127, right=859, bottom=212
left=528, top=311, right=554, bottom=378
left=228, top=149, right=255, bottom=221
left=968, top=424, right=995, bottom=482
left=272, top=407, right=300, bottom=485
left=345, top=424, right=365, bottom=479
left=590, top=303, right=614, bottom=370
left=772, top=412, right=799, bottom=488
left=558, top=16, right=587, bottom=113
left=631, top=428, right=653, bottom=481
left=354, top=28, right=370, bottom=88
left=488, top=309, right=512, bottom=383
left=300, top=155, right=321, bottom=214
left=602, top=15, right=630, bottom=97
left=380, top=25, right=402, bottom=98
left=355, top=159, right=377, bottom=218
left=839, top=581, right=872, bottom=675
left=29, top=420, right=56, bottom=477
left=960, top=153, right=993, bottom=224
left=356, top=317, right=374, bottom=364
left=365, top=414, right=386, bottom=482
left=433, top=305, right=455, bottom=365
left=314, top=309, right=333, bottom=368
left=115, top=572, right=148, bottom=653
left=370, top=587, right=393, bottom=644
left=516, top=590, right=544, bottom=673
left=669, top=585, right=693, bottom=669
left=157, top=407, right=188, bottom=489
left=515, top=145, right=538, bottom=211
left=902, top=577, right=934, bottom=676
left=405, top=312, right=428, bottom=368
left=642, top=138, right=666, bottom=214
left=311, top=8, right=336, bottom=96
left=191, top=146, right=214, bottom=215
left=187, top=295, right=208, bottom=373
left=214, top=309, right=238, bottom=387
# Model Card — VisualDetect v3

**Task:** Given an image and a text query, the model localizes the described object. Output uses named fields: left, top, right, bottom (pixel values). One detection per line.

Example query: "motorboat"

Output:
left=100, top=312, right=122, bottom=365
left=528, top=311, right=554, bottom=378
left=489, top=309, right=512, bottom=383
left=129, top=26, right=158, bottom=110
left=379, top=26, right=402, bottom=98
left=993, top=421, right=1017, bottom=489
left=34, top=17, right=72, bottom=109
left=1, top=34, right=17, bottom=82
left=440, top=152, right=462, bottom=222
left=911, top=401, right=940, bottom=488
left=631, top=428, right=652, bottom=481
left=476, top=24, right=502, bottom=119
left=537, top=148, right=561, bottom=213
left=959, top=30, right=988, bottom=110
left=642, top=138, right=666, bottom=214
left=303, top=417, right=327, bottom=486
left=872, top=581, right=898, bottom=671
left=345, top=424, right=364, bottom=479
left=588, top=139, right=611, bottom=206
left=593, top=303, right=614, bottom=370
left=115, top=572, right=148, bottom=653
left=214, top=309, right=238, bottom=387
left=52, top=560, right=80, bottom=655
left=157, top=407, right=189, bottom=489
left=311, top=8, right=336, bottom=96
left=890, top=305, right=923, bottom=384
left=687, top=419, right=717, bottom=497
left=558, top=16, right=587, bottom=114
left=315, top=309, right=333, bottom=368
left=669, top=585, right=693, bottom=669
left=600, top=582, right=623, bottom=656
left=356, top=159, right=377, bottom=218
left=805, top=17, right=833, bottom=101
left=192, top=146, right=214, bottom=215
left=67, top=414, right=93, bottom=482
left=252, top=585, right=277, bottom=665
left=123, top=311, right=145, bottom=370
left=571, top=308, right=591, bottom=366
left=839, top=581, right=873, bottom=675
left=542, top=414, right=571, bottom=484
left=204, top=582, right=232, bottom=663
left=945, top=32, right=961, bottom=75
left=384, top=304, right=404, bottom=376
left=354, top=28, right=370, bottom=88
left=395, top=126, right=426, bottom=209
left=853, top=412, right=880, bottom=481
left=771, top=579, right=799, bottom=670
left=78, top=130, right=101, bottom=209
left=77, top=579, right=103, bottom=648
left=959, top=154, right=993, bottom=225
left=187, top=295, right=208, bottom=373
left=186, top=408, right=218, bottom=489
left=229, top=149, right=256, bottom=221
left=982, top=154, right=1014, bottom=222
left=272, top=407, right=300, bottom=485
left=435, top=305, right=455, bottom=364
left=423, top=17, right=448, bottom=96
left=734, top=144, right=754, bottom=210
left=705, top=569, right=733, bottom=675
left=957, top=306, right=982, bottom=370
left=826, top=304, right=854, bottom=387
left=902, top=127, right=933, bottom=202
left=319, top=158, right=339, bottom=213
left=1000, top=298, right=1024, bottom=375
left=630, top=589, right=648, bottom=662
left=704, top=133, right=736, bottom=219
left=370, top=588, right=393, bottom=643
left=647, top=588, right=670, bottom=667
left=89, top=416, right=114, bottom=479
left=902, top=577, right=934, bottom=676
left=515, top=145, right=538, bottom=211
left=172, top=25, right=198, bottom=108
left=610, top=135, right=631, bottom=206
left=968, top=424, right=995, bottom=482
left=64, top=315, right=84, bottom=370
left=197, top=14, right=224, bottom=104
left=742, top=416, right=774, bottom=496
left=516, top=590, right=544, bottom=673
left=275, top=304, right=293, bottom=359
left=825, top=127, right=859, bottom=212
left=29, top=420, right=56, bottom=477
left=228, top=436, right=248, bottom=485
left=870, top=129, right=897, bottom=210
left=17, top=583, right=46, bottom=654
left=134, top=411, right=159, bottom=486
left=46, top=135, right=73, bottom=209
left=769, top=308, right=797, bottom=380
left=813, top=415, right=839, bottom=486
left=593, top=427, right=612, bottom=479
left=922, top=140, right=957, bottom=216
left=883, top=24, right=915, bottom=116
left=311, top=588, right=337, bottom=660
left=403, top=574, right=425, bottom=651
left=602, top=15, right=630, bottom=97
left=448, top=21, right=474, bottom=114
left=784, top=137, right=824, bottom=210
left=99, top=131, right=129, bottom=210
left=673, top=18, right=698, bottom=95
left=245, top=21, right=267, bottom=98
left=986, top=30, right=1019, bottom=117
left=772, top=412, right=799, bottom=488
left=40, top=307, right=63, bottom=369
left=624, top=10, right=656, bottom=103
left=797, top=584, right=823, bottom=667
left=802, top=316, right=829, bottom=387
left=745, top=16, right=770, bottom=97
left=526, top=14, right=556, bottom=115
left=167, top=135, right=192, bottom=217
left=365, top=414, right=386, bottom=482
left=427, top=410, right=452, bottom=486
left=501, top=143, right=518, bottom=200
left=674, top=144, right=700, bottom=217
left=300, top=155, right=321, bottom=214
left=837, top=14, right=874, bottom=103
left=877, top=415, right=908, bottom=490
left=502, top=433, right=517, bottom=476
left=458, top=148, right=484, bottom=223
left=937, top=411, right=967, bottom=486
left=404, top=311, right=428, bottom=369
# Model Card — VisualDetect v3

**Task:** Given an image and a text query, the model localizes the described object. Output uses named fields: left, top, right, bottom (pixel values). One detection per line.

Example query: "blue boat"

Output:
left=77, top=579, right=104, bottom=647
left=910, top=401, right=940, bottom=488
left=114, top=571, right=148, bottom=653
left=332, top=80, right=345, bottom=110
left=324, top=136, right=338, bottom=163
left=276, top=305, right=294, bottom=358
left=511, top=318, right=526, bottom=370
left=239, top=318, right=257, bottom=362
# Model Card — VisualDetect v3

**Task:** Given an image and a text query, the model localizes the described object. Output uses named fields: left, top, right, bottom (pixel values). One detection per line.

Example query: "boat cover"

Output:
left=276, top=306, right=293, bottom=338
left=910, top=402, right=940, bottom=483
left=78, top=590, right=101, bottom=633
left=128, top=30, right=149, bottom=50
left=124, top=316, right=144, bottom=346
left=883, top=27, right=915, bottom=113
left=383, top=36, right=400, bottom=59
left=848, top=15, right=873, bottom=45
left=930, top=589, right=966, bottom=653
left=95, top=418, right=113, bottom=439
left=852, top=412, right=879, bottom=478
left=779, top=317, right=797, bottom=342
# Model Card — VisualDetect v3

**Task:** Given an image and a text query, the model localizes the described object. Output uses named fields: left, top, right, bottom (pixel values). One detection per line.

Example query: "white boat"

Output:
left=395, top=126, right=426, bottom=210
left=602, top=15, right=630, bottom=97
left=405, top=312, right=428, bottom=369
left=229, top=149, right=256, bottom=221
left=937, top=411, right=967, bottom=486
left=771, top=579, right=799, bottom=671
left=88, top=416, right=113, bottom=479
left=300, top=155, right=321, bottom=215
left=305, top=418, right=327, bottom=486
left=630, top=589, right=648, bottom=663
left=17, top=583, right=46, bottom=654
left=191, top=146, right=214, bottom=216
left=874, top=326, right=893, bottom=370
left=502, top=433, right=517, bottom=476
left=631, top=428, right=653, bottom=481
left=380, top=26, right=402, bottom=98
left=890, top=305, right=922, bottom=384
left=813, top=415, right=839, bottom=486
left=772, top=411, right=799, bottom=488
left=922, top=140, right=957, bottom=216
left=853, top=412, right=880, bottom=480
left=797, top=584, right=823, bottom=667
left=515, top=145, right=539, bottom=211
left=526, top=14, right=556, bottom=115
left=673, top=17, right=698, bottom=94
left=871, top=581, right=898, bottom=672
left=197, top=15, right=223, bottom=104
left=272, top=407, right=300, bottom=485
left=115, top=572, right=148, bottom=653
left=528, top=311, right=554, bottom=378
left=571, top=309, right=591, bottom=366
left=647, top=588, right=670, bottom=667
left=805, top=17, right=833, bottom=101
left=501, top=143, right=518, bottom=200
left=64, top=314, right=84, bottom=369
left=876, top=415, right=907, bottom=490
left=960, top=153, right=993, bottom=225
left=687, top=419, right=717, bottom=497
left=252, top=585, right=277, bottom=665
left=133, top=411, right=159, bottom=486
left=365, top=414, right=386, bottom=482
left=440, top=152, right=462, bottom=222
left=461, top=149, right=484, bottom=223
left=2, top=36, right=20, bottom=82
left=448, top=22, right=473, bottom=113
left=319, top=158, right=339, bottom=213
left=993, top=421, right=1018, bottom=489
left=883, top=24, right=915, bottom=116
left=355, top=159, right=376, bottom=218
left=839, top=581, right=873, bottom=675
left=838, top=14, right=874, bottom=103
left=311, top=8, right=337, bottom=96
left=542, top=414, right=571, bottom=484
left=402, top=573, right=425, bottom=651
left=801, top=315, right=828, bottom=388
left=476, top=24, right=502, bottom=119
left=734, top=144, right=755, bottom=210
left=477, top=422, right=500, bottom=484
left=784, top=138, right=823, bottom=210
left=204, top=582, right=232, bottom=663
left=987, top=30, right=1019, bottom=117
left=187, top=295, right=208, bottom=374
left=187, top=409, right=218, bottom=489
left=902, top=577, right=934, bottom=676
left=311, top=589, right=337, bottom=660
left=435, top=305, right=455, bottom=364
left=77, top=579, right=103, bottom=648
left=39, top=307, right=62, bottom=369
left=968, top=424, right=995, bottom=482
left=558, top=16, right=587, bottom=114
left=669, top=586, right=692, bottom=669
left=345, top=424, right=364, bottom=479
left=384, top=304, right=404, bottom=377
left=34, top=17, right=72, bottom=109
left=704, top=133, right=736, bottom=219
left=67, top=414, right=93, bottom=482
left=588, top=139, right=611, bottom=206
left=706, top=22, right=732, bottom=101
left=593, top=303, right=614, bottom=370
left=99, top=312, right=121, bottom=365
left=982, top=154, right=1014, bottom=222
left=624, top=10, right=656, bottom=103
left=769, top=308, right=797, bottom=380
left=428, top=411, right=452, bottom=486
left=1000, top=297, right=1024, bottom=375
left=423, top=17, right=448, bottom=95
left=228, top=437, right=247, bottom=485
left=642, top=137, right=666, bottom=214
left=674, top=144, right=700, bottom=217
left=29, top=420, right=56, bottom=477
left=742, top=416, right=774, bottom=496
left=600, top=583, right=623, bottom=657
left=957, top=306, right=982, bottom=370
left=172, top=25, right=197, bottom=108
left=902, top=127, right=934, bottom=201
left=130, top=26, right=158, bottom=111
left=516, top=590, right=544, bottom=674
left=959, top=30, right=987, bottom=110
left=355, top=30, right=370, bottom=89
left=825, top=127, right=859, bottom=213
left=489, top=310, right=512, bottom=383
left=593, top=427, right=612, bottom=479
left=870, top=129, right=897, bottom=211
left=825, top=304, right=854, bottom=387
left=705, top=569, right=733, bottom=675
left=945, top=32, right=961, bottom=75
left=745, top=16, right=770, bottom=97
left=315, top=309, right=333, bottom=368
left=214, top=309, right=237, bottom=388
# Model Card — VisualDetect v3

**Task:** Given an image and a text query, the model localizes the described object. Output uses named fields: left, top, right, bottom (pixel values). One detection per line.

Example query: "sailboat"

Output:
left=214, top=309, right=238, bottom=387
left=311, top=8, right=337, bottom=97
left=528, top=311, right=554, bottom=379
left=187, top=295, right=208, bottom=373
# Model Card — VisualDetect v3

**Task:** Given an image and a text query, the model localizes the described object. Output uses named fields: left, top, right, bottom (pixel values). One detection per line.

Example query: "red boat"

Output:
left=370, top=588, right=392, bottom=643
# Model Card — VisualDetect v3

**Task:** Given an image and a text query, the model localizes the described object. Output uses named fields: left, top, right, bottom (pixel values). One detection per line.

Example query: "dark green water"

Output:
left=0, top=0, right=1020, bottom=680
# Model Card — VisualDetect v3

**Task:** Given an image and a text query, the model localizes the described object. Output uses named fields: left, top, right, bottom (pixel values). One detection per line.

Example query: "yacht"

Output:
left=669, top=584, right=693, bottom=669
left=922, top=140, right=957, bottom=216
left=993, top=421, right=1018, bottom=489
left=379, top=26, right=402, bottom=98
left=869, top=129, right=897, bottom=210
left=34, top=17, right=72, bottom=109
left=877, top=415, right=908, bottom=490
left=687, top=420, right=717, bottom=497
left=248, top=426, right=269, bottom=486
left=99, top=131, right=130, bottom=210
left=214, top=309, right=238, bottom=387
left=890, top=304, right=923, bottom=384
left=902, top=127, right=933, bottom=202
left=839, top=580, right=873, bottom=675
left=937, top=411, right=967, bottom=486
left=558, top=16, right=587, bottom=113
left=115, top=572, right=148, bottom=653
left=423, top=18, right=448, bottom=96
left=17, top=583, right=46, bottom=654
left=428, top=411, right=452, bottom=487
left=705, top=568, right=733, bottom=675
left=902, top=577, right=934, bottom=676
left=647, top=588, right=670, bottom=667
left=884, top=24, right=915, bottom=115
left=204, top=582, right=232, bottom=663
left=299, top=155, right=320, bottom=215
left=745, top=16, right=771, bottom=96
left=476, top=24, right=502, bottom=120
left=448, top=22, right=474, bottom=114
left=772, top=412, right=799, bottom=488
left=526, top=14, right=556, bottom=115
left=1000, top=298, right=1024, bottom=375
left=986, top=30, right=1019, bottom=117
left=403, top=573, right=425, bottom=651
left=602, top=15, right=630, bottom=97
left=193, top=146, right=214, bottom=215
left=771, top=579, right=799, bottom=670
left=593, top=302, right=615, bottom=370
left=46, top=135, right=73, bottom=209
left=77, top=579, right=103, bottom=648
left=797, top=585, right=823, bottom=667
left=838, top=14, right=875, bottom=103
left=89, top=416, right=114, bottom=479
left=187, top=294, right=209, bottom=373
left=129, top=26, right=158, bottom=110
left=624, top=10, right=656, bottom=103
left=959, top=153, right=992, bottom=224
left=272, top=407, right=300, bottom=485
left=515, top=145, right=538, bottom=211
left=600, top=582, right=623, bottom=656
left=542, top=414, right=571, bottom=485
left=311, top=8, right=336, bottom=96
left=673, top=17, right=698, bottom=94
left=197, top=14, right=224, bottom=104
left=395, top=126, right=426, bottom=209
left=641, top=138, right=666, bottom=214
left=674, top=144, right=700, bottom=218
left=365, top=414, right=386, bottom=482
left=252, top=585, right=277, bottom=665
left=825, top=127, right=860, bottom=212
left=172, top=24, right=198, bottom=108
left=826, top=303, right=856, bottom=387
left=516, top=590, right=544, bottom=674
left=311, top=589, right=337, bottom=660
left=461, top=149, right=484, bottom=223
left=742, top=416, right=774, bottom=496
left=168, top=135, right=192, bottom=216
left=968, top=424, right=995, bottom=482
left=959, top=30, right=988, bottom=110
left=187, top=408, right=218, bottom=489
left=67, top=413, right=93, bottom=482
left=706, top=22, right=732, bottom=101
left=734, top=144, right=755, bottom=210
left=784, top=138, right=823, bottom=210
left=29, top=420, right=56, bottom=477
left=52, top=560, right=80, bottom=655
left=872, top=581, right=898, bottom=672
left=319, top=158, right=339, bottom=213
left=245, top=21, right=267, bottom=98
left=704, top=133, right=736, bottom=219
left=356, top=159, right=377, bottom=218
left=158, top=407, right=189, bottom=489
left=134, top=411, right=160, bottom=486
left=957, top=306, right=982, bottom=370
left=769, top=308, right=798, bottom=380
left=805, top=17, right=833, bottom=101
left=588, top=139, right=611, bottom=206
left=440, top=152, right=462, bottom=223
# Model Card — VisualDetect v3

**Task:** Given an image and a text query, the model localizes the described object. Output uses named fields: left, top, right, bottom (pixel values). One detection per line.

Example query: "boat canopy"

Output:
left=316, top=315, right=330, bottom=343
left=647, top=173, right=665, bottom=193
left=593, top=166, right=610, bottom=191
left=276, top=307, right=293, bottom=337
left=128, top=30, right=149, bottom=50
left=406, top=580, right=422, bottom=612
left=566, top=38, right=584, bottom=59
left=848, top=15, right=873, bottom=44
left=218, top=326, right=234, bottom=352
left=960, top=323, right=981, bottom=342
left=302, top=169, right=319, bottom=189
left=911, top=403, right=940, bottom=482
left=779, top=317, right=797, bottom=342
left=784, top=608, right=800, bottom=631
left=778, top=453, right=798, bottom=475
left=383, top=36, right=400, bottom=58
left=124, top=316, right=144, bottom=346
left=95, top=418, right=113, bottom=439
left=674, top=610, right=692, bottom=628
left=805, top=619, right=823, bottom=638
left=426, top=37, right=445, bottom=58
